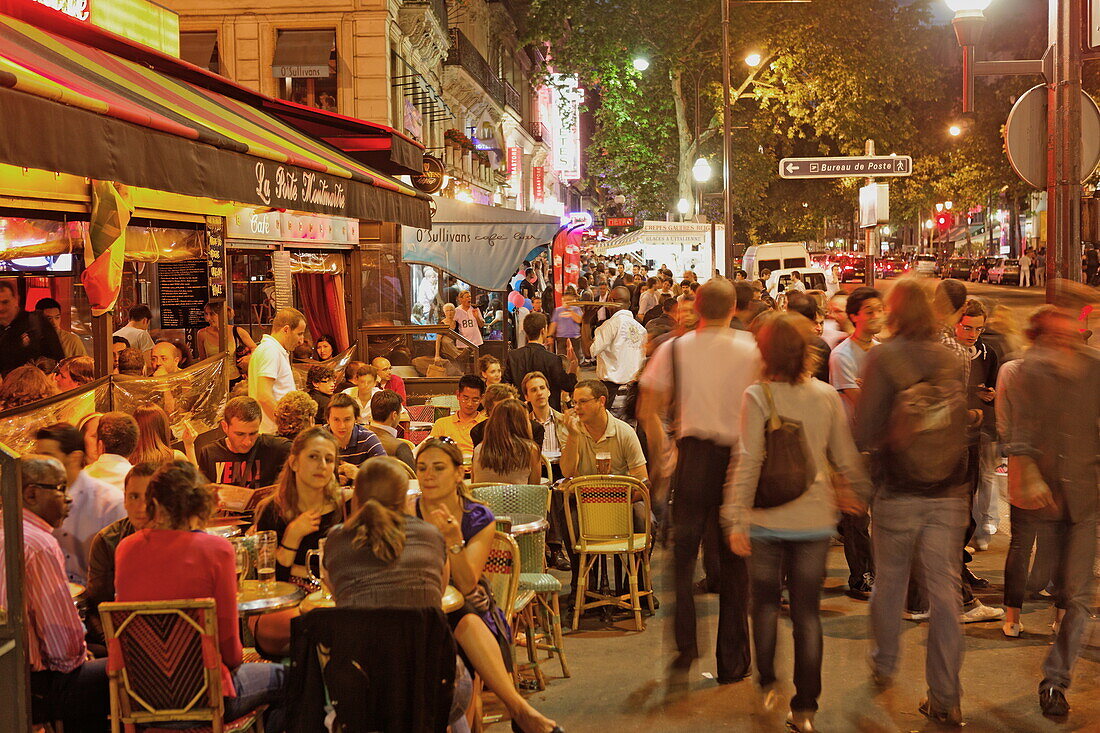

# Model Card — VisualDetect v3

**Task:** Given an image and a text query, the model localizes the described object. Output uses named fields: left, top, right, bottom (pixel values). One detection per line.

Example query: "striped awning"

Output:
left=0, top=12, right=430, bottom=227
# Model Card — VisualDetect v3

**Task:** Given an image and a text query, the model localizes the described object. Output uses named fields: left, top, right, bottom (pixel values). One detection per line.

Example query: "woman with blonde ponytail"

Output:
left=324, top=456, right=447, bottom=608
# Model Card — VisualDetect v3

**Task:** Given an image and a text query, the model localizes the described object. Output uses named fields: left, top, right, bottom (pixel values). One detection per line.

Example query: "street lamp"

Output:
left=632, top=57, right=650, bottom=72
left=676, top=197, right=691, bottom=215
left=744, top=52, right=763, bottom=68
left=948, top=124, right=963, bottom=136
left=692, top=157, right=712, bottom=182
left=945, top=200, right=954, bottom=210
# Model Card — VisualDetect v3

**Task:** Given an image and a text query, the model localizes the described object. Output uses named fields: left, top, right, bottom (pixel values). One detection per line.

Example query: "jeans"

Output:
left=1002, top=506, right=1061, bottom=609
left=1042, top=514, right=1097, bottom=691
left=870, top=493, right=968, bottom=711
left=749, top=537, right=830, bottom=713
left=225, top=663, right=287, bottom=731
left=971, top=436, right=999, bottom=542
left=837, top=512, right=874, bottom=587
left=671, top=437, right=750, bottom=681
left=31, top=658, right=110, bottom=732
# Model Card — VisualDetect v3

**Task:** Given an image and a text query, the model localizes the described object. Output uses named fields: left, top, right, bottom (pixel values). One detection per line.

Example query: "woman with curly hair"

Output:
left=274, top=390, right=317, bottom=441
left=0, top=364, right=58, bottom=411
left=115, top=460, right=285, bottom=730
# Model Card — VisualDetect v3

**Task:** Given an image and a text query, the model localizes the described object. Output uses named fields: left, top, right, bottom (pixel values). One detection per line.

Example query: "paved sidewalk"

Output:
left=521, top=531, right=1100, bottom=732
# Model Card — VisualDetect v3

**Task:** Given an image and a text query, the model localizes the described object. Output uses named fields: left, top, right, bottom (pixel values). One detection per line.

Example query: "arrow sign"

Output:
left=778, top=155, right=913, bottom=179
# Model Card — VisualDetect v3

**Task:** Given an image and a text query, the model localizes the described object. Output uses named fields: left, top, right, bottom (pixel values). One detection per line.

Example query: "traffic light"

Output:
left=935, top=211, right=955, bottom=231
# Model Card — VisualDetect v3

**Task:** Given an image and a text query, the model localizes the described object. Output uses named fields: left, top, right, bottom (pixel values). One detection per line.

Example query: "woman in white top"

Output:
left=726, top=313, right=870, bottom=733
left=454, top=290, right=485, bottom=347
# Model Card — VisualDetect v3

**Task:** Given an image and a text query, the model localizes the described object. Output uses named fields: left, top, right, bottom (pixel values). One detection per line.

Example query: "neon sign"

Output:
left=33, top=0, right=90, bottom=20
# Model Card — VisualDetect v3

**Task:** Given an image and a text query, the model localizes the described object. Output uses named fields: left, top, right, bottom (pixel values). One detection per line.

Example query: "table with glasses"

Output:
left=501, top=513, right=549, bottom=536
left=237, top=580, right=306, bottom=615
left=299, top=584, right=465, bottom=614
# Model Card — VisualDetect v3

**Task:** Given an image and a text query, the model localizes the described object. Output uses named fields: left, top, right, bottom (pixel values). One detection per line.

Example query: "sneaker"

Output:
left=961, top=602, right=1005, bottom=623
left=919, top=698, right=963, bottom=726
left=964, top=567, right=990, bottom=589
left=1040, top=685, right=1069, bottom=718
left=1002, top=621, right=1023, bottom=638
left=974, top=538, right=990, bottom=552
left=903, top=609, right=930, bottom=621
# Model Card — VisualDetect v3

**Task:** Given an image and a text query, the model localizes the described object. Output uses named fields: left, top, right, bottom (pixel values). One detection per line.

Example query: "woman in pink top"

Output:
left=114, top=460, right=285, bottom=730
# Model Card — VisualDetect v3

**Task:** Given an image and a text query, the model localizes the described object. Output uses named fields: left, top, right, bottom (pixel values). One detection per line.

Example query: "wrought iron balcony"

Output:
left=446, top=29, right=504, bottom=107
left=503, top=80, right=521, bottom=112
left=525, top=120, right=549, bottom=142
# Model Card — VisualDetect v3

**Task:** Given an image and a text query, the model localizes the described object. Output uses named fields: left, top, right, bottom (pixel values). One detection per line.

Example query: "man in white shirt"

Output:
left=454, top=289, right=485, bottom=347
left=248, top=307, right=307, bottom=433
left=36, top=422, right=125, bottom=584
left=591, top=286, right=647, bottom=412
left=1018, top=251, right=1032, bottom=287
left=787, top=270, right=807, bottom=293
left=82, top=412, right=137, bottom=493
left=639, top=278, right=760, bottom=689
left=827, top=286, right=883, bottom=601
left=637, top=277, right=660, bottom=318
left=112, top=304, right=156, bottom=356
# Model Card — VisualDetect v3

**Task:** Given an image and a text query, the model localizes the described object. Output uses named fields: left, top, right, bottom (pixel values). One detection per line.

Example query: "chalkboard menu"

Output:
left=159, top=260, right=210, bottom=329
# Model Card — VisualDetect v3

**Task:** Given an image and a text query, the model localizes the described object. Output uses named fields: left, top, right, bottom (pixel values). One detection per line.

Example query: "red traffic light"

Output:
left=935, top=212, right=955, bottom=230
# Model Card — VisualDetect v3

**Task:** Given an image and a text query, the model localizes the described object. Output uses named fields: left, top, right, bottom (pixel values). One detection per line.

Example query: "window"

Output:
left=179, top=31, right=220, bottom=74
left=782, top=257, right=807, bottom=269
left=273, top=30, right=338, bottom=112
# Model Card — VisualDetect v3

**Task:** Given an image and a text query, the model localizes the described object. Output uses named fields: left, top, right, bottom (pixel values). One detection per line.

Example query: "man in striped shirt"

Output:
left=0, top=455, right=109, bottom=730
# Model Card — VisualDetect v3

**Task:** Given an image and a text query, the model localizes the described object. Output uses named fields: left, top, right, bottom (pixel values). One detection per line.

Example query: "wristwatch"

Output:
left=448, top=541, right=465, bottom=555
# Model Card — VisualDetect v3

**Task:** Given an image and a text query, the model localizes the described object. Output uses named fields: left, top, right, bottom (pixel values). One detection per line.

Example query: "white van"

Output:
left=742, top=242, right=813, bottom=281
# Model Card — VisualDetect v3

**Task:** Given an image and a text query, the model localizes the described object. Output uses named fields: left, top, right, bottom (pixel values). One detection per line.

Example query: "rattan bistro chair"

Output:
left=562, top=475, right=654, bottom=631
left=472, top=484, right=570, bottom=684
left=100, top=599, right=266, bottom=733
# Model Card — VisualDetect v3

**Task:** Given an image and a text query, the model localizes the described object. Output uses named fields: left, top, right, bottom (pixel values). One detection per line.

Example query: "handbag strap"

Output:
left=761, top=382, right=782, bottom=432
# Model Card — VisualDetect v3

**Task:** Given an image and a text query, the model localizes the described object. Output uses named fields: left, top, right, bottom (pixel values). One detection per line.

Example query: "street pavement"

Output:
left=856, top=277, right=1049, bottom=326
left=526, top=528, right=1100, bottom=732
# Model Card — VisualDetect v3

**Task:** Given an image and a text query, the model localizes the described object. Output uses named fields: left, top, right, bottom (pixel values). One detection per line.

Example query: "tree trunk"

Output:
left=1009, top=195, right=1021, bottom=257
left=670, top=67, right=695, bottom=217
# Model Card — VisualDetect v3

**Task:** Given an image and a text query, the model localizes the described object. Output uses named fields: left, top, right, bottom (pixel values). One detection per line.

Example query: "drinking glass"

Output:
left=231, top=538, right=249, bottom=592
left=596, top=451, right=612, bottom=475
left=305, top=538, right=329, bottom=599
left=255, top=530, right=277, bottom=590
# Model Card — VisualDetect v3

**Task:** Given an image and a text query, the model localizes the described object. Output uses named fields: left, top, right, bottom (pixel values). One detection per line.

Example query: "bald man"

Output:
left=371, top=357, right=406, bottom=403
left=150, top=341, right=182, bottom=376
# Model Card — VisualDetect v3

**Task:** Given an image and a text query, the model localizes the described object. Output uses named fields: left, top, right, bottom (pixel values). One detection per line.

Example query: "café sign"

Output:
left=32, top=0, right=90, bottom=21
left=226, top=207, right=359, bottom=245
left=253, top=162, right=347, bottom=213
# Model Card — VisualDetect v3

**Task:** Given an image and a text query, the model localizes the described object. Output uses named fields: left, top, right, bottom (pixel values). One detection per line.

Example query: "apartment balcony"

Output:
left=525, top=120, right=549, bottom=143
left=445, top=28, right=504, bottom=108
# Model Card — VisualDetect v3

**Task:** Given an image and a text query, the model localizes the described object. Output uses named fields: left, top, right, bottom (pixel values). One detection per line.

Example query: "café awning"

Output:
left=401, top=198, right=562, bottom=290
left=272, top=30, right=334, bottom=79
left=0, top=12, right=431, bottom=228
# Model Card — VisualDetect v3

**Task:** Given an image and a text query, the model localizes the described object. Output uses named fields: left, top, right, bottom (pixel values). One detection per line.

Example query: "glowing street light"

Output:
left=945, top=200, right=954, bottom=210
left=948, top=124, right=963, bottom=136
left=632, top=57, right=650, bottom=72
left=676, top=198, right=691, bottom=215
left=925, top=219, right=935, bottom=229
left=943, top=0, right=993, bottom=17
left=744, top=52, right=763, bottom=68
left=692, top=157, right=712, bottom=182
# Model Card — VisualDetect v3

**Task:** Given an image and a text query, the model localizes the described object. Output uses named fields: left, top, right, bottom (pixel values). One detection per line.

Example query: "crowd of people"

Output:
left=1, top=255, right=1096, bottom=732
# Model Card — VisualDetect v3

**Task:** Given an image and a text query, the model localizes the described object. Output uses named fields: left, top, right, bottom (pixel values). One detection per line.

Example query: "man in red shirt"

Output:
left=0, top=455, right=109, bottom=730
left=371, top=356, right=407, bottom=403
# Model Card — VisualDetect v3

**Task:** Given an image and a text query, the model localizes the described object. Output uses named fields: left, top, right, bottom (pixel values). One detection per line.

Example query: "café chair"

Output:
left=288, top=607, right=457, bottom=732
left=481, top=531, right=530, bottom=684
left=405, top=404, right=436, bottom=424
left=541, top=455, right=554, bottom=485
left=472, top=485, right=569, bottom=684
left=561, top=475, right=654, bottom=631
left=99, top=598, right=267, bottom=733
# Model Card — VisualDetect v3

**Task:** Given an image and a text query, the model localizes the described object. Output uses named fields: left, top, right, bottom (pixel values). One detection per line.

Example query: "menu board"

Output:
left=158, top=260, right=210, bottom=329
left=271, top=250, right=295, bottom=309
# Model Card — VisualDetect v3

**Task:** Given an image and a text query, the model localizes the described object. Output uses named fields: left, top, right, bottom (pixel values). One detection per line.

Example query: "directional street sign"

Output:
left=778, top=155, right=913, bottom=179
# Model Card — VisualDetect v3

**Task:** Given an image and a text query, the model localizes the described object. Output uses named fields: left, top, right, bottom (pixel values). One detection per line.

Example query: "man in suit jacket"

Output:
left=367, top=390, right=415, bottom=468
left=502, top=312, right=579, bottom=411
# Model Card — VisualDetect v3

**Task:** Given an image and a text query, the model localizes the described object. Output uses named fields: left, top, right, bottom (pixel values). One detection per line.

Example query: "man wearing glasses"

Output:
left=0, top=456, right=109, bottom=731
left=429, top=374, right=487, bottom=459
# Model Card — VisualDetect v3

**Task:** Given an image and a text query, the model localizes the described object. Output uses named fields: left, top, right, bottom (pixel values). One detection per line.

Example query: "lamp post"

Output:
left=944, top=0, right=1083, bottom=299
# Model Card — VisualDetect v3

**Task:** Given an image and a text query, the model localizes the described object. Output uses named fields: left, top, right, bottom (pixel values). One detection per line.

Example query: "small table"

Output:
left=542, top=451, right=561, bottom=464
left=237, top=580, right=305, bottom=615
left=502, top=513, right=549, bottom=536
left=299, top=585, right=465, bottom=614
left=68, top=582, right=85, bottom=599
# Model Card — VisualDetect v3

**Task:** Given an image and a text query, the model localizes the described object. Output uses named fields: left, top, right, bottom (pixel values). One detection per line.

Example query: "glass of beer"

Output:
left=305, top=538, right=329, bottom=599
left=231, top=538, right=249, bottom=592
left=256, top=531, right=277, bottom=590
left=596, top=451, right=612, bottom=475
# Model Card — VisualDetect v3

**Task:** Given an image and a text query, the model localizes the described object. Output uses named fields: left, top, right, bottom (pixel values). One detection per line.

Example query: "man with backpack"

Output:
left=855, top=279, right=971, bottom=726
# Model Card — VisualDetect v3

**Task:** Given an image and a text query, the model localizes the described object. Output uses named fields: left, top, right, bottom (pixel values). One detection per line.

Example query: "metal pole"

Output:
left=864, top=139, right=876, bottom=288
left=721, top=0, right=734, bottom=277
left=1046, top=0, right=1083, bottom=299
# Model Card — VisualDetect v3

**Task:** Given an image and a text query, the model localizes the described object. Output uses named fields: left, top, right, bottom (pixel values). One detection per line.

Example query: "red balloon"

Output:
left=508, top=291, right=525, bottom=307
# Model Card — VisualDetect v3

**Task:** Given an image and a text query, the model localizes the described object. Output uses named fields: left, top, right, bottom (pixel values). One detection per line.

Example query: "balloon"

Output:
left=508, top=291, right=524, bottom=308
left=523, top=298, right=532, bottom=309
left=507, top=301, right=516, bottom=312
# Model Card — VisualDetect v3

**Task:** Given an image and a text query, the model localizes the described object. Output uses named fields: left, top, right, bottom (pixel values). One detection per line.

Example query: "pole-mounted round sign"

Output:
left=1004, top=85, right=1100, bottom=190
left=413, top=155, right=445, bottom=194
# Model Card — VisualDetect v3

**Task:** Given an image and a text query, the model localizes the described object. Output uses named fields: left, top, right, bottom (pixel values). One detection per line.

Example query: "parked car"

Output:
left=970, top=256, right=997, bottom=282
left=913, top=254, right=937, bottom=277
left=835, top=255, right=866, bottom=282
left=944, top=257, right=973, bottom=280
left=875, top=257, right=907, bottom=279
left=988, top=258, right=1022, bottom=285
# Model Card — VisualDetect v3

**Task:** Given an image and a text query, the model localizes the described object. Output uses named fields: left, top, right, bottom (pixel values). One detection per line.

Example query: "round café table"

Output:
left=237, top=580, right=305, bottom=615
left=299, top=585, right=465, bottom=614
left=501, top=513, right=549, bottom=536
